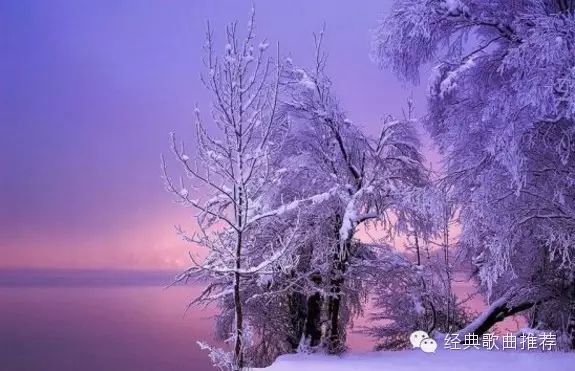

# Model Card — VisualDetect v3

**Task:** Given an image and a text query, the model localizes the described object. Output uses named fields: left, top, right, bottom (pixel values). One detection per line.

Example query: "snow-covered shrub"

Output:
left=365, top=245, right=470, bottom=350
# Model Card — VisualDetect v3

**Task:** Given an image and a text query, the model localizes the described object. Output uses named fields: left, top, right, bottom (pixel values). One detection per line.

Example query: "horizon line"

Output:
left=0, top=267, right=190, bottom=288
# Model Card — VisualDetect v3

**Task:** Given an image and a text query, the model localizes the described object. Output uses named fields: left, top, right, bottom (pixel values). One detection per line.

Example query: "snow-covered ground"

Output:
left=257, top=349, right=575, bottom=371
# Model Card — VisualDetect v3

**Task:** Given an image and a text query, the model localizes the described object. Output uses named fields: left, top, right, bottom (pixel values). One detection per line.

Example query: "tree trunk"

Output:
left=287, top=292, right=307, bottom=351
left=326, top=239, right=349, bottom=354
left=460, top=297, right=535, bottom=339
left=233, top=273, right=243, bottom=370
left=475, top=302, right=535, bottom=337
left=233, top=233, right=244, bottom=371
left=327, top=275, right=344, bottom=353
left=301, top=293, right=323, bottom=347
left=302, top=273, right=323, bottom=348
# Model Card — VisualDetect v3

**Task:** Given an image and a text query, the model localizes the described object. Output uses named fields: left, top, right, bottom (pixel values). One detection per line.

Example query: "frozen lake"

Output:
left=0, top=271, right=217, bottom=371
left=0, top=270, right=374, bottom=371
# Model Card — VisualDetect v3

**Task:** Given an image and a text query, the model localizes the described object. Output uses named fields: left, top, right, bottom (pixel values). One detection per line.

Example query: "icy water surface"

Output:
left=0, top=272, right=216, bottom=371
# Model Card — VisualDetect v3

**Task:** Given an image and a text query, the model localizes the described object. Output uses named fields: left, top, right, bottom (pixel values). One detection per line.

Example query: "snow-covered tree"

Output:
left=162, top=12, right=337, bottom=370
left=264, top=31, right=433, bottom=353
left=373, top=0, right=575, bottom=347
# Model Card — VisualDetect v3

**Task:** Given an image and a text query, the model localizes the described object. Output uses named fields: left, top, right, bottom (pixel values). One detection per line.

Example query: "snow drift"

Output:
left=257, top=349, right=575, bottom=371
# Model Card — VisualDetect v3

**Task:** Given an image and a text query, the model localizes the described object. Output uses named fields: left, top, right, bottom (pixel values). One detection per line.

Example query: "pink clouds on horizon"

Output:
left=0, top=213, right=195, bottom=270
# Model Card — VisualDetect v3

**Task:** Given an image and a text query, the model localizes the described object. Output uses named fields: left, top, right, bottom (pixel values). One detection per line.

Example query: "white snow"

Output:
left=455, top=290, right=513, bottom=337
left=308, top=189, right=334, bottom=204
left=295, top=69, right=317, bottom=90
left=442, top=0, right=464, bottom=15
left=259, top=41, right=270, bottom=51
left=247, top=186, right=337, bottom=224
left=257, top=349, right=575, bottom=371
left=339, top=203, right=357, bottom=248
left=438, top=57, right=476, bottom=98
left=412, top=295, right=425, bottom=315
left=206, top=150, right=223, bottom=160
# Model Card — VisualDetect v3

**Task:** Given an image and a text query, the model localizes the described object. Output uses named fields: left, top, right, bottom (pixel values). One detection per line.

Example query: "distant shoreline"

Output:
left=0, top=268, right=186, bottom=288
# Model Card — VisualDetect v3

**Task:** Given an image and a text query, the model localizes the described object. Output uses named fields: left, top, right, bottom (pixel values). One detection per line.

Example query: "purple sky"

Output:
left=1, top=0, right=428, bottom=269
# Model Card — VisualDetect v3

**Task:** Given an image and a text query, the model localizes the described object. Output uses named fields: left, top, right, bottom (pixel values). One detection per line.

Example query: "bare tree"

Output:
left=162, top=10, right=284, bottom=370
left=162, top=11, right=342, bottom=369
